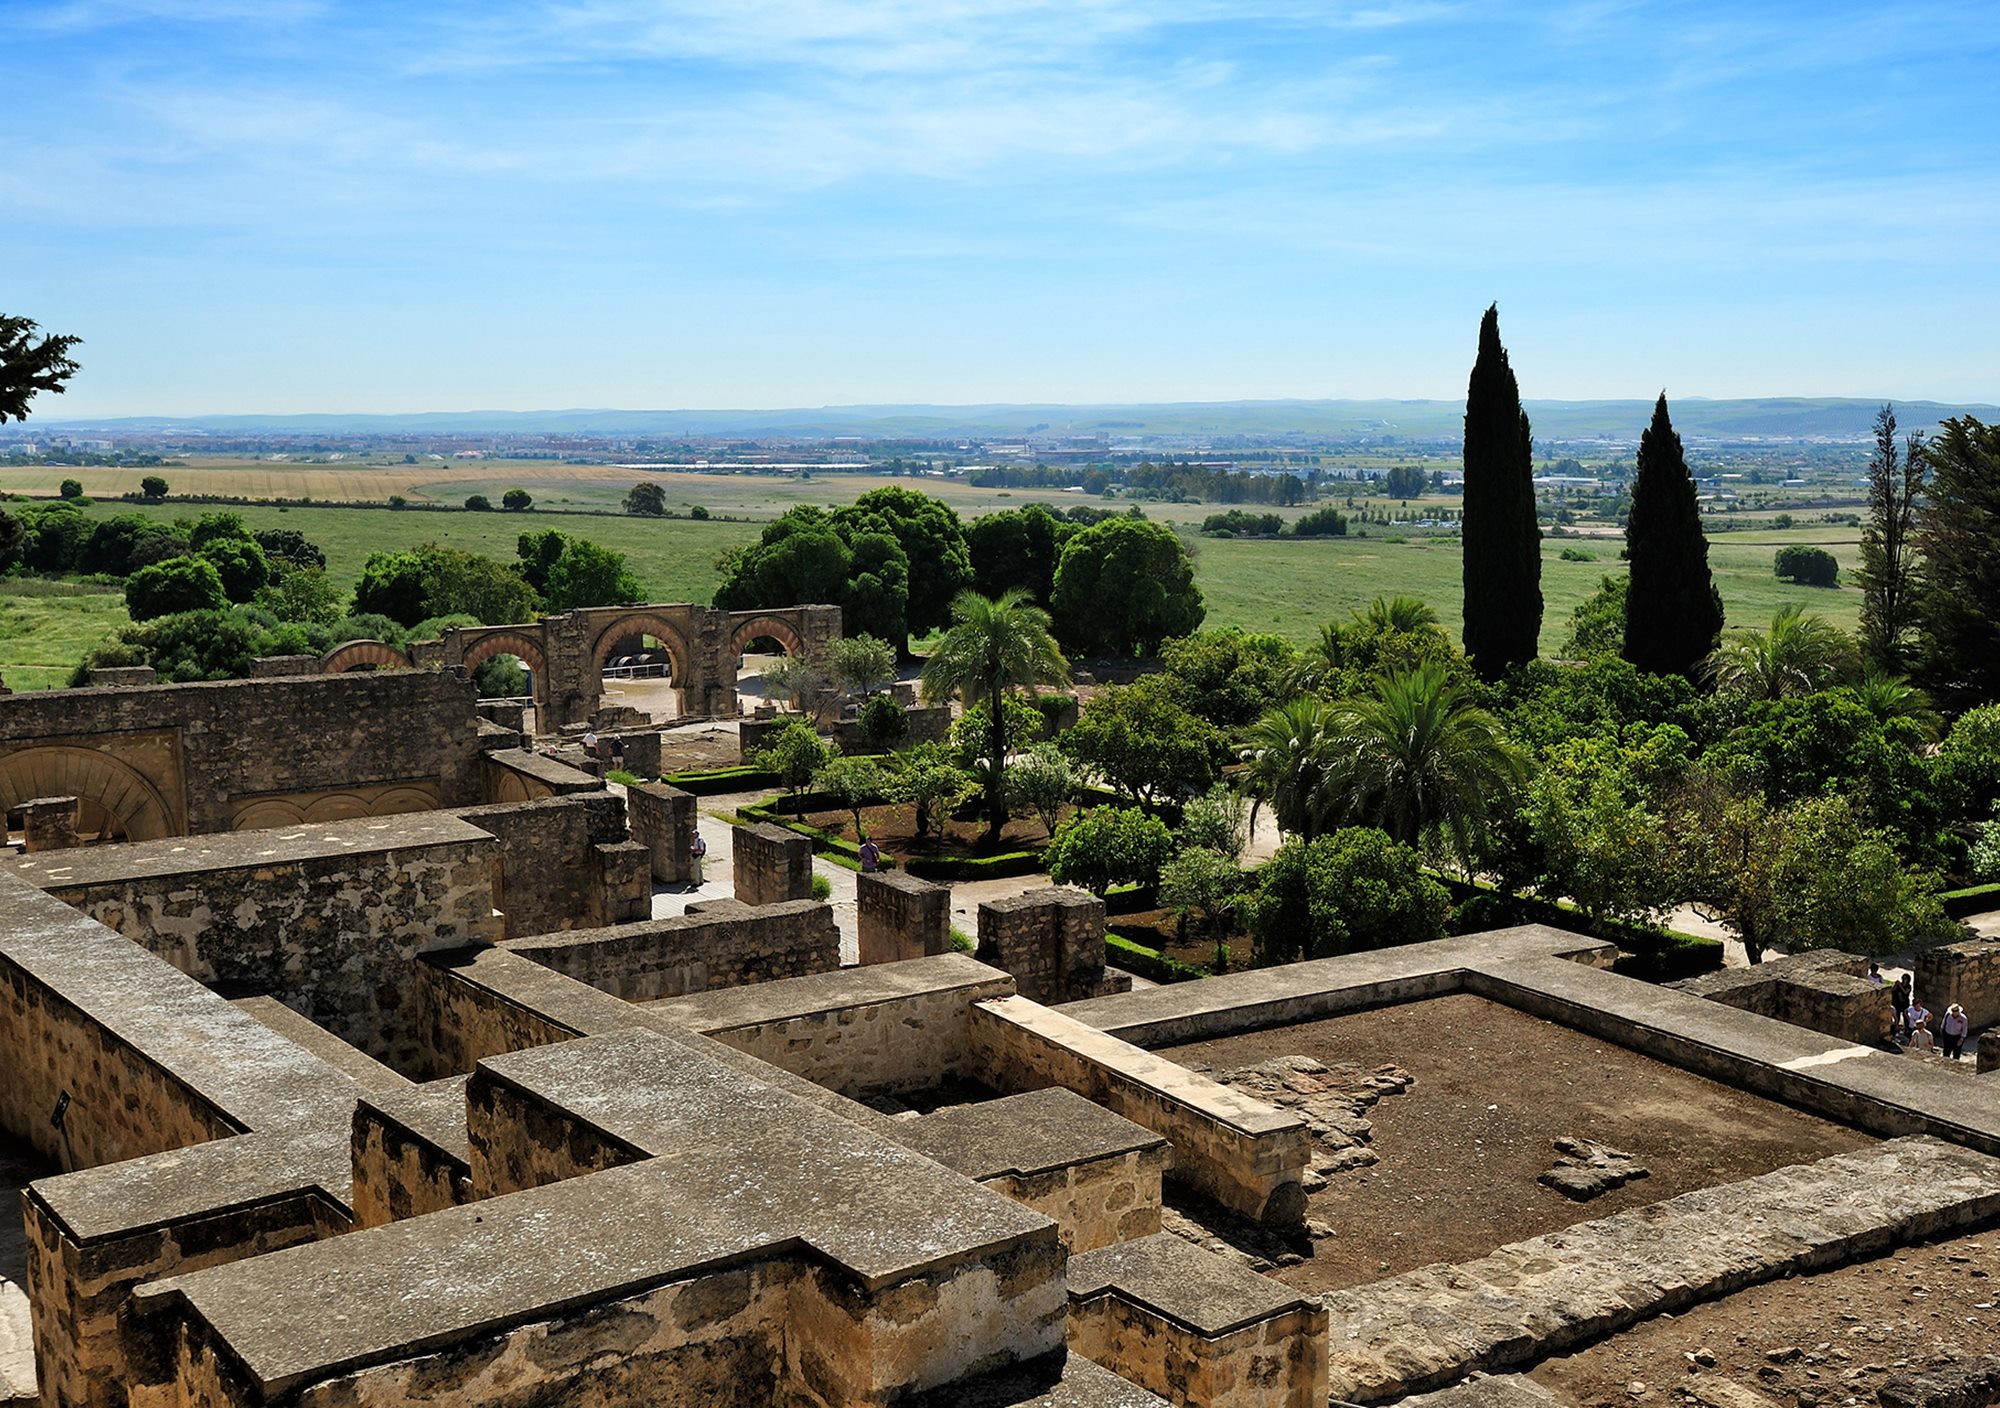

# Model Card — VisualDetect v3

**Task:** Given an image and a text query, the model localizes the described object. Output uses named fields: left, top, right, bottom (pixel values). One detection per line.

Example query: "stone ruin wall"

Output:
left=975, top=887, right=1131, bottom=1006
left=500, top=898, right=841, bottom=1002
left=856, top=869, right=951, bottom=966
left=732, top=822, right=813, bottom=906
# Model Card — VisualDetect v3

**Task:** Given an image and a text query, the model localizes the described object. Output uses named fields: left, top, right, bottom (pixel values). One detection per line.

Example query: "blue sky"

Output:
left=7, top=1, right=1998, bottom=416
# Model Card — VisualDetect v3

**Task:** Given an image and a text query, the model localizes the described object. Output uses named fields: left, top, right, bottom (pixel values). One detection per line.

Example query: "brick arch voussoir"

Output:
left=321, top=640, right=413, bottom=673
left=0, top=746, right=178, bottom=842
left=590, top=615, right=691, bottom=678
left=728, top=614, right=809, bottom=661
left=459, top=632, right=549, bottom=680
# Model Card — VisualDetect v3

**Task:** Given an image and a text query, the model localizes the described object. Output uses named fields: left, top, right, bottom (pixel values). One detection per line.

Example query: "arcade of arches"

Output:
left=416, top=602, right=839, bottom=729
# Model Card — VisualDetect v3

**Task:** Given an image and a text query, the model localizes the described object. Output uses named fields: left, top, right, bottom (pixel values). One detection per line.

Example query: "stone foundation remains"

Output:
left=733, top=820, right=813, bottom=905
left=626, top=781, right=698, bottom=883
left=977, top=887, right=1131, bottom=1005
left=857, top=868, right=952, bottom=964
left=1671, top=948, right=1891, bottom=1045
left=1917, top=936, right=2000, bottom=1031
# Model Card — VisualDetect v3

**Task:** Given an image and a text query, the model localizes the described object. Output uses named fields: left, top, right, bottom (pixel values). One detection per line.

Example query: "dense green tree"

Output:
left=1159, top=847, right=1246, bottom=970
left=1176, top=784, right=1250, bottom=863
left=0, top=314, right=82, bottom=423
left=812, top=755, right=891, bottom=840
left=1383, top=465, right=1427, bottom=501
left=198, top=538, right=270, bottom=603
left=857, top=694, right=909, bottom=749
left=832, top=487, right=972, bottom=650
left=253, top=528, right=326, bottom=572
left=1044, top=806, right=1174, bottom=895
left=259, top=565, right=344, bottom=625
left=1048, top=517, right=1204, bottom=658
left=1158, top=628, right=1297, bottom=727
left=352, top=551, right=429, bottom=627
left=81, top=515, right=188, bottom=576
left=515, top=529, right=567, bottom=595
left=1500, top=655, right=1710, bottom=752
left=1774, top=545, right=1840, bottom=587
left=187, top=511, right=253, bottom=551
left=1290, top=506, right=1348, bottom=538
left=59, top=478, right=83, bottom=500
left=715, top=509, right=867, bottom=614
left=80, top=610, right=258, bottom=683
left=139, top=475, right=169, bottom=500
left=1562, top=575, right=1628, bottom=658
left=501, top=488, right=533, bottom=511
left=355, top=545, right=537, bottom=628
left=1622, top=394, right=1722, bottom=677
left=1913, top=415, right=2000, bottom=709
left=827, top=634, right=898, bottom=696
left=891, top=742, right=975, bottom=842
left=1060, top=676, right=1223, bottom=812
left=1251, top=829, right=1450, bottom=965
left=624, top=482, right=668, bottom=516
left=753, top=718, right=831, bottom=813
left=920, top=587, right=1071, bottom=842
left=1519, top=733, right=1686, bottom=927
left=966, top=504, right=1075, bottom=604
left=840, top=530, right=911, bottom=644
left=1315, top=662, right=1529, bottom=868
left=1858, top=404, right=1927, bottom=672
left=1460, top=304, right=1541, bottom=679
left=542, top=538, right=641, bottom=612
left=1007, top=742, right=1080, bottom=837
left=12, top=503, right=88, bottom=572
left=465, top=494, right=493, bottom=511
left=127, top=556, right=227, bottom=620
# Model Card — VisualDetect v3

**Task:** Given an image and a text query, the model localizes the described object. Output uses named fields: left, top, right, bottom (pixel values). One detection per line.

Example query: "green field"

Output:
left=0, top=579, right=132, bottom=690
left=1, top=490, right=1867, bottom=690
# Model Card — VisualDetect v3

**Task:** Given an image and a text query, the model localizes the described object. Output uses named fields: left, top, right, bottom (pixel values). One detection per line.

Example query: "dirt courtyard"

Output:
left=1161, top=993, right=1876, bottom=1295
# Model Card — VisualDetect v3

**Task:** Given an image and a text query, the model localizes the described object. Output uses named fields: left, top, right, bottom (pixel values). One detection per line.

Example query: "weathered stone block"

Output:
left=857, top=869, right=951, bottom=965
left=1917, top=938, right=2000, bottom=1032
left=21, top=794, right=80, bottom=852
left=732, top=822, right=812, bottom=906
left=627, top=782, right=698, bottom=884
left=976, top=887, right=1128, bottom=1006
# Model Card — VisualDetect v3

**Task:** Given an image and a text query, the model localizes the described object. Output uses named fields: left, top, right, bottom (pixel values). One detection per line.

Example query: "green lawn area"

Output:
left=13, top=498, right=1866, bottom=691
left=1191, top=525, right=1863, bottom=652
left=0, top=579, right=131, bottom=691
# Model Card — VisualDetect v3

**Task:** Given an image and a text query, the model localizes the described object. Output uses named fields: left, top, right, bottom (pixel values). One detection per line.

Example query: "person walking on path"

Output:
left=688, top=831, right=707, bottom=887
left=1942, top=1004, right=1971, bottom=1061
left=859, top=839, right=881, bottom=873
left=1891, top=975, right=1912, bottom=1045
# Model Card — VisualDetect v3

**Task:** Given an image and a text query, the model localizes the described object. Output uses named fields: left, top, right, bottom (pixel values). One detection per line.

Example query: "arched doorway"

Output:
left=462, top=632, right=549, bottom=731
left=728, top=615, right=813, bottom=719
left=0, top=746, right=178, bottom=843
left=320, top=640, right=413, bottom=673
left=591, top=615, right=692, bottom=722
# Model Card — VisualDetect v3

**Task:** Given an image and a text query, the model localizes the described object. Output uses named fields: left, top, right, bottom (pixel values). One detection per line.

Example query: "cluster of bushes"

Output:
left=1773, top=544, right=1840, bottom=587
left=1198, top=507, right=1349, bottom=539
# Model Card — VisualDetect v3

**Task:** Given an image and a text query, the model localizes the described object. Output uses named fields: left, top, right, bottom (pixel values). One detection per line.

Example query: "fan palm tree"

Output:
left=1239, top=695, right=1342, bottom=839
left=1851, top=668, right=1941, bottom=740
left=920, top=587, right=1070, bottom=843
left=1359, top=595, right=1441, bottom=635
left=1314, top=661, right=1529, bottom=868
left=1702, top=605, right=1857, bottom=701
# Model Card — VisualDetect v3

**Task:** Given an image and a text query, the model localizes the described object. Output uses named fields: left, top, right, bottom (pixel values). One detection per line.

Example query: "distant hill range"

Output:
left=26, top=397, right=1999, bottom=442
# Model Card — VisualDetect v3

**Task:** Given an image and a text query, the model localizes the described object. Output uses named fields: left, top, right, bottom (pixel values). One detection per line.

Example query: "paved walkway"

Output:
left=1, top=1146, right=46, bottom=1406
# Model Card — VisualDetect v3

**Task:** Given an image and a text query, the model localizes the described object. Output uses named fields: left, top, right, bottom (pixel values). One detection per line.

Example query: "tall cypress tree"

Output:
left=1622, top=392, right=1723, bottom=677
left=1461, top=304, right=1541, bottom=679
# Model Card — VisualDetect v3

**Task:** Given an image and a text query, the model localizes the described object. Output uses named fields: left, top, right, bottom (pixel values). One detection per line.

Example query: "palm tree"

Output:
left=1359, top=595, right=1441, bottom=634
left=1239, top=696, right=1341, bottom=840
left=1314, top=662, right=1529, bottom=868
left=1702, top=605, right=1856, bottom=700
left=920, top=587, right=1070, bottom=843
left=1851, top=668, right=1941, bottom=740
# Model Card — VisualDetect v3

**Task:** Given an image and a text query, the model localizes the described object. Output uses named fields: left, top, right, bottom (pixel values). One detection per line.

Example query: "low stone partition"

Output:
left=6, top=812, right=504, bottom=1069
left=858, top=868, right=951, bottom=964
left=602, top=728, right=662, bottom=777
left=733, top=820, right=813, bottom=904
left=83, top=665, right=155, bottom=687
left=479, top=747, right=601, bottom=802
left=649, top=952, right=1015, bottom=1097
left=247, top=654, right=319, bottom=677
left=136, top=1026, right=1069, bottom=1408
left=349, top=1079, right=473, bottom=1229
left=499, top=898, right=840, bottom=1001
left=899, top=1089, right=1170, bottom=1253
left=1319, top=1136, right=2000, bottom=1404
left=1917, top=936, right=2000, bottom=1030
left=452, top=790, right=648, bottom=937
left=626, top=781, right=698, bottom=883
left=978, top=887, right=1131, bottom=1005
left=830, top=704, right=952, bottom=751
left=1067, top=1232, right=1328, bottom=1408
left=1670, top=948, right=1891, bottom=1045
left=20, top=794, right=79, bottom=852
left=968, top=994, right=1310, bottom=1225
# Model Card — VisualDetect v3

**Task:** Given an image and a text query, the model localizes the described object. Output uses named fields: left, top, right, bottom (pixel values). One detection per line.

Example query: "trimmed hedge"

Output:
left=662, top=765, right=781, bottom=795
left=1942, top=883, right=2000, bottom=919
left=1102, top=883, right=1160, bottom=917
left=904, top=850, right=1044, bottom=881
left=1106, top=933, right=1209, bottom=984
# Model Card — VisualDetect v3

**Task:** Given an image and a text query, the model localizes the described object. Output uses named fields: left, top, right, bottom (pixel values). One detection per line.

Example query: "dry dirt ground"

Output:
left=1159, top=994, right=1875, bottom=1296
left=1529, top=1231, right=2000, bottom=1408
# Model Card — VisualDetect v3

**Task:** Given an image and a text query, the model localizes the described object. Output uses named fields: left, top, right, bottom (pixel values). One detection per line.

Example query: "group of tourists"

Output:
left=1870, top=964, right=1973, bottom=1059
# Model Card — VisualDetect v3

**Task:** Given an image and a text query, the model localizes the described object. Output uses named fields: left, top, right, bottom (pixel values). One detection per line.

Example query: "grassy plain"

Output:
left=0, top=465, right=1870, bottom=687
left=0, top=579, right=131, bottom=690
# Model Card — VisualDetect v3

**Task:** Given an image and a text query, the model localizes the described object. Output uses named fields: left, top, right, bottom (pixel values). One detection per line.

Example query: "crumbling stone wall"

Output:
left=1916, top=937, right=2000, bottom=1031
left=8, top=813, right=505, bottom=1070
left=1671, top=949, right=1890, bottom=1045
left=857, top=869, right=951, bottom=965
left=0, top=670, right=489, bottom=838
left=732, top=821, right=813, bottom=905
left=452, top=791, right=648, bottom=938
left=626, top=782, right=698, bottom=884
left=976, top=887, right=1130, bottom=1005
left=500, top=898, right=840, bottom=1001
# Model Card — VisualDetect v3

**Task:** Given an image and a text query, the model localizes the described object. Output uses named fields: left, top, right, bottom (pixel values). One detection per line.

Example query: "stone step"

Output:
left=1322, top=1135, right=2000, bottom=1404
